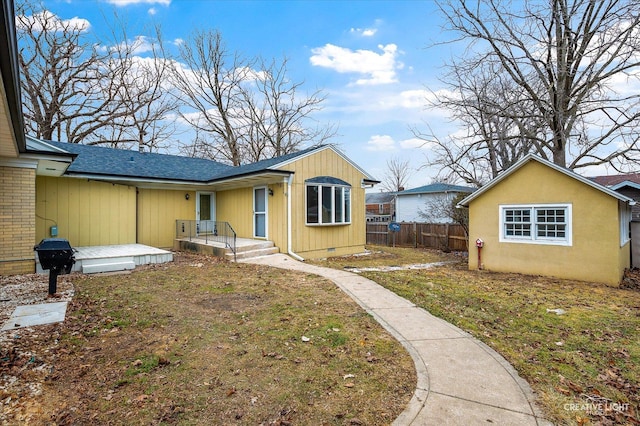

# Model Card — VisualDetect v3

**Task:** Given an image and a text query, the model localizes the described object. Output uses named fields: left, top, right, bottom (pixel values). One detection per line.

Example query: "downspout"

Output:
left=287, top=174, right=304, bottom=261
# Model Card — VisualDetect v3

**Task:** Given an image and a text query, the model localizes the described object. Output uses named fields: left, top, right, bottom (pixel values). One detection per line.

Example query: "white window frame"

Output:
left=620, top=201, right=631, bottom=247
left=499, top=204, right=572, bottom=246
left=306, top=183, right=351, bottom=226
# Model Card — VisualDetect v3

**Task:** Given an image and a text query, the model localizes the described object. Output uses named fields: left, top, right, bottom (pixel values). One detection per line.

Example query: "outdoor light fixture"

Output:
left=268, top=188, right=274, bottom=196
left=185, top=193, right=190, bottom=200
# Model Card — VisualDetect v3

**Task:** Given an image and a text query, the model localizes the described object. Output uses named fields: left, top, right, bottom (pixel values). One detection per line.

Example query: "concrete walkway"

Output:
left=242, top=254, right=551, bottom=426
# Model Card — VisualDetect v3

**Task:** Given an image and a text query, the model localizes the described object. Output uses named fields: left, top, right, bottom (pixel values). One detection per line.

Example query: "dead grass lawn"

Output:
left=0, top=252, right=415, bottom=425
left=312, top=246, right=640, bottom=425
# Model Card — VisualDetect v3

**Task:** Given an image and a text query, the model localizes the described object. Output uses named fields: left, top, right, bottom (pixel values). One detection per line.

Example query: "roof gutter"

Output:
left=286, top=174, right=304, bottom=261
left=0, top=0, right=26, bottom=153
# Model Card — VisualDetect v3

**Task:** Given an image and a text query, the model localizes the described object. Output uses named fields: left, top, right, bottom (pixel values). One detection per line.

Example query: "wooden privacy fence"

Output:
left=366, top=222, right=468, bottom=251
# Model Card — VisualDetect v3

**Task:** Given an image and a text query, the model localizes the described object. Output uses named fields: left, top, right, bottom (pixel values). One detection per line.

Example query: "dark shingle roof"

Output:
left=38, top=140, right=330, bottom=183
left=44, top=141, right=233, bottom=182
left=591, top=173, right=640, bottom=187
left=212, top=145, right=324, bottom=180
left=397, top=183, right=475, bottom=195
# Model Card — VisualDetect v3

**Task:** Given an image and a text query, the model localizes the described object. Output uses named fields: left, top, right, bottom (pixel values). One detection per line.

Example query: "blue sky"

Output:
left=25, top=0, right=461, bottom=189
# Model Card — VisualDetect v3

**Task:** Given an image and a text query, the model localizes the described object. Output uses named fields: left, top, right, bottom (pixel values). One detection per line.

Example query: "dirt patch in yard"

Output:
left=1, top=252, right=415, bottom=425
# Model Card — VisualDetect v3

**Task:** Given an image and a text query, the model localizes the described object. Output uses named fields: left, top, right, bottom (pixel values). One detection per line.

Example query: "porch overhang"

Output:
left=59, top=170, right=293, bottom=191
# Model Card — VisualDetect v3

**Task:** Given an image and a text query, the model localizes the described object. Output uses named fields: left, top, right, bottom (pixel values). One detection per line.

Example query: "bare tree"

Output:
left=17, top=1, right=108, bottom=142
left=170, top=29, right=252, bottom=166
left=96, top=25, right=180, bottom=152
left=379, top=157, right=412, bottom=192
left=432, top=0, right=640, bottom=174
left=171, top=29, right=335, bottom=165
left=415, top=61, right=546, bottom=185
left=16, top=1, right=176, bottom=149
left=418, top=192, right=470, bottom=250
left=239, top=57, right=335, bottom=161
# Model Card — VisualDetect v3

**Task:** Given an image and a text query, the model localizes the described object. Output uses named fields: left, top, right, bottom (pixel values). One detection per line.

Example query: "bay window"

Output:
left=306, top=177, right=351, bottom=225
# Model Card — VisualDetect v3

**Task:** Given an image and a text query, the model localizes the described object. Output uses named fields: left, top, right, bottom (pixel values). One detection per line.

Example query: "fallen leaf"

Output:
left=566, top=381, right=583, bottom=393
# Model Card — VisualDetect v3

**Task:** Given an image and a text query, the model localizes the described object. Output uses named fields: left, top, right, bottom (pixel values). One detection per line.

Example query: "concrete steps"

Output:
left=226, top=241, right=279, bottom=261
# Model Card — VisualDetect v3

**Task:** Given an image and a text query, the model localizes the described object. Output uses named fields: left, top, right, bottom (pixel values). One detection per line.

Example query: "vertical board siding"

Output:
left=215, top=148, right=369, bottom=258
left=274, top=149, right=367, bottom=258
left=216, top=188, right=253, bottom=238
left=35, top=176, right=136, bottom=246
left=137, top=189, right=195, bottom=249
left=267, top=182, right=287, bottom=246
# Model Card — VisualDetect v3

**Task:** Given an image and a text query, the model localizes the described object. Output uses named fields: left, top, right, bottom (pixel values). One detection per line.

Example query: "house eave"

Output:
left=610, top=181, right=640, bottom=191
left=458, top=154, right=635, bottom=207
left=61, top=170, right=293, bottom=191
left=0, top=0, right=26, bottom=155
left=271, top=145, right=378, bottom=182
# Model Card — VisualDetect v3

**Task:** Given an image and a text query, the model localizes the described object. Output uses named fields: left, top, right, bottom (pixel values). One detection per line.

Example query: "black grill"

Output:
left=34, top=238, right=76, bottom=296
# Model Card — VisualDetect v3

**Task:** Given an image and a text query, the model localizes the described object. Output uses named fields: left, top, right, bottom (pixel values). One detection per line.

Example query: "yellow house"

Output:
left=27, top=139, right=378, bottom=263
left=1, top=0, right=377, bottom=274
left=458, top=155, right=634, bottom=287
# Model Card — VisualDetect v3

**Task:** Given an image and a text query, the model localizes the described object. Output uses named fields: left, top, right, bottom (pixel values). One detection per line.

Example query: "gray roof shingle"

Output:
left=43, top=141, right=233, bottom=182
left=35, top=140, right=330, bottom=183
left=397, top=183, right=475, bottom=195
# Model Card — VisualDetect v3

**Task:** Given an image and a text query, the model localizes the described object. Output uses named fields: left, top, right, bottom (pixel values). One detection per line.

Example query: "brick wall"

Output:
left=0, top=165, right=36, bottom=275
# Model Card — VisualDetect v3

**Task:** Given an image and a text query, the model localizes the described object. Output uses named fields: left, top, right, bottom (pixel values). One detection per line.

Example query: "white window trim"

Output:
left=305, top=183, right=352, bottom=226
left=620, top=201, right=631, bottom=247
left=499, top=203, right=572, bottom=246
left=253, top=186, right=268, bottom=239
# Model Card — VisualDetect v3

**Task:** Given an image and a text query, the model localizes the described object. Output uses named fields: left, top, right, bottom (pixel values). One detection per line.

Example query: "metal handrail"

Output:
left=175, top=220, right=237, bottom=261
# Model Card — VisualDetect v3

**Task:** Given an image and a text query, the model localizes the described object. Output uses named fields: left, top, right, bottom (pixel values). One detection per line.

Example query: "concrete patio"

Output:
left=35, top=244, right=173, bottom=275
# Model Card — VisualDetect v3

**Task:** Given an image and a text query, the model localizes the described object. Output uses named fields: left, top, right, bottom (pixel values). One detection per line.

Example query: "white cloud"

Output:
left=107, top=35, right=156, bottom=55
left=310, top=43, right=403, bottom=85
left=105, top=0, right=171, bottom=5
left=148, top=7, right=157, bottom=15
left=399, top=137, right=432, bottom=150
left=350, top=27, right=377, bottom=37
left=366, top=135, right=396, bottom=151
left=16, top=10, right=90, bottom=33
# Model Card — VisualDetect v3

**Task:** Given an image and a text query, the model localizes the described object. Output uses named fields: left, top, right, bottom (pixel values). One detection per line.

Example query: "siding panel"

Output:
left=35, top=177, right=136, bottom=246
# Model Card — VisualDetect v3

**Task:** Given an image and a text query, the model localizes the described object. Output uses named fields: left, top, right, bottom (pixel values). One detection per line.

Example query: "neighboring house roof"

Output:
left=0, top=0, right=26, bottom=154
left=458, top=154, right=636, bottom=207
left=397, top=183, right=475, bottom=196
left=365, top=192, right=395, bottom=204
left=591, top=173, right=640, bottom=191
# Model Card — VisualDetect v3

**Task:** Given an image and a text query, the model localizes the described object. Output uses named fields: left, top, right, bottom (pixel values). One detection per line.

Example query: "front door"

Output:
left=254, top=187, right=267, bottom=238
left=197, top=192, right=216, bottom=235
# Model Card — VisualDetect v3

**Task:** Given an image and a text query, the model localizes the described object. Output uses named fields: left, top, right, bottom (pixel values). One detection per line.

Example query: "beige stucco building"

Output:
left=459, top=155, right=634, bottom=286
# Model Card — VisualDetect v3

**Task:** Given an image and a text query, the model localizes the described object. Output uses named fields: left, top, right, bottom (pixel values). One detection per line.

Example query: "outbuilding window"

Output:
left=500, top=204, right=571, bottom=245
left=306, top=177, right=351, bottom=225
